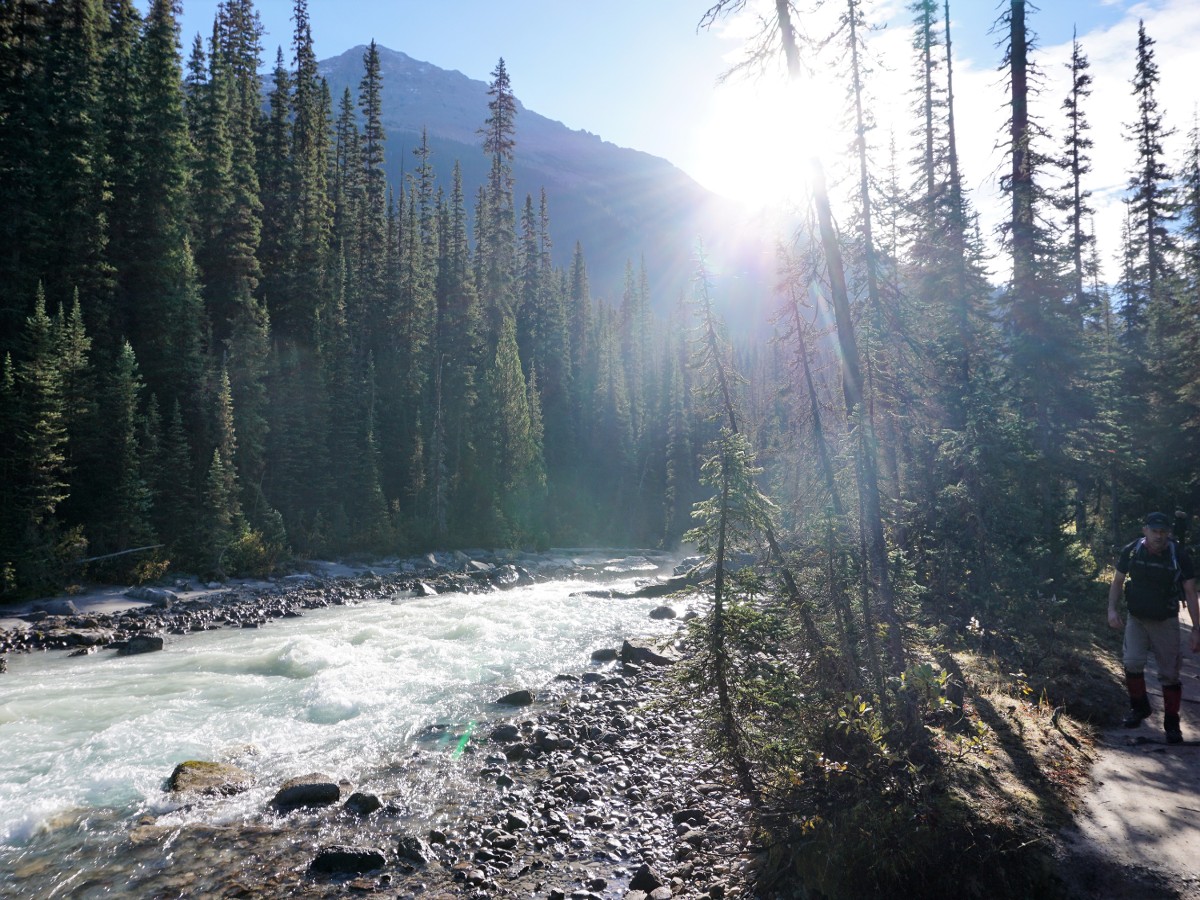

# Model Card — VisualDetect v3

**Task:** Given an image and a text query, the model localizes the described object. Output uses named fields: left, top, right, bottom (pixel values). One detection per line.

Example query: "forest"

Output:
left=1, top=0, right=1199, bottom=889
left=0, top=0, right=708, bottom=595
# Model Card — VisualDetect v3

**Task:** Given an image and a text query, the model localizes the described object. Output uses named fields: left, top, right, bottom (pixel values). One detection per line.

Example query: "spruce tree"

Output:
left=8, top=288, right=72, bottom=591
left=1121, top=19, right=1178, bottom=330
left=478, top=58, right=518, bottom=336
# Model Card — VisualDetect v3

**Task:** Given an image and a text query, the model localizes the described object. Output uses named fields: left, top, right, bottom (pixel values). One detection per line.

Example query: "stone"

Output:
left=648, top=606, right=677, bottom=620
left=620, top=639, right=675, bottom=667
left=496, top=689, right=535, bottom=706
left=590, top=648, right=619, bottom=662
left=649, top=889, right=672, bottom=900
left=118, top=635, right=164, bottom=656
left=0, top=656, right=7, bottom=674
left=167, top=760, right=254, bottom=796
left=32, top=599, right=78, bottom=616
left=504, top=809, right=531, bottom=831
left=491, top=723, right=522, bottom=742
left=125, top=586, right=178, bottom=609
left=671, top=808, right=707, bottom=826
left=397, top=834, right=433, bottom=866
left=309, top=845, right=386, bottom=874
left=629, top=863, right=666, bottom=892
left=344, top=792, right=382, bottom=815
left=270, top=773, right=341, bottom=810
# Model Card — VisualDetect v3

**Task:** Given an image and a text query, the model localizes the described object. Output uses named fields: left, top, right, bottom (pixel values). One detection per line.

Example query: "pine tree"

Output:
left=357, top=40, right=387, bottom=318
left=484, top=316, right=544, bottom=544
left=1121, top=19, right=1179, bottom=331
left=1059, top=31, right=1096, bottom=322
left=115, top=0, right=205, bottom=411
left=92, top=340, right=154, bottom=555
left=434, top=162, right=484, bottom=539
left=0, top=0, right=50, bottom=347
left=7, top=288, right=72, bottom=591
left=258, top=46, right=292, bottom=317
left=42, top=0, right=112, bottom=313
left=477, top=58, right=518, bottom=336
left=283, top=0, right=332, bottom=341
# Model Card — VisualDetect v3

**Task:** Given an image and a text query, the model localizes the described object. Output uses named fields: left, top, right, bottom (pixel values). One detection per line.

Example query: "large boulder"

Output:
left=118, top=635, right=164, bottom=656
left=271, top=773, right=342, bottom=811
left=620, top=639, right=675, bottom=666
left=125, top=586, right=178, bottom=609
left=168, top=760, right=255, bottom=796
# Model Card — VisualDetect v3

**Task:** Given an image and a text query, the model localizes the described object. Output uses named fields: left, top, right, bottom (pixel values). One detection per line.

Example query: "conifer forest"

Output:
left=3, top=1, right=1200, bottom=885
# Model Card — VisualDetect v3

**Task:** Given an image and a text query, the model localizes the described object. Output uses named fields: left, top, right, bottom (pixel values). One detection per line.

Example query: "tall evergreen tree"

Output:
left=477, top=57, right=518, bottom=336
left=1059, top=31, right=1096, bottom=322
left=1121, top=19, right=1178, bottom=330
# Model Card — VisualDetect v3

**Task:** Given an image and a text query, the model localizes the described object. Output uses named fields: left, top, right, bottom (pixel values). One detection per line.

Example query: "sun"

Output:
left=690, top=72, right=849, bottom=213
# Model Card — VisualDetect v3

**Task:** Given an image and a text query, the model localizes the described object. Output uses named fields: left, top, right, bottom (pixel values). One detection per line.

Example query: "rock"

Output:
left=491, top=723, right=522, bottom=742
left=491, top=564, right=521, bottom=586
left=649, top=888, right=673, bottom=900
left=118, top=635, right=164, bottom=656
left=504, top=809, right=531, bottom=831
left=344, top=792, right=382, bottom=815
left=125, top=586, right=178, bottom=609
left=0, top=657, right=6, bottom=673
left=271, top=773, right=342, bottom=811
left=590, top=648, right=619, bottom=662
left=649, top=605, right=677, bottom=620
left=620, top=639, right=675, bottom=667
left=416, top=581, right=438, bottom=597
left=167, top=760, right=254, bottom=796
left=396, top=834, right=433, bottom=866
left=495, top=689, right=535, bottom=706
left=624, top=893, right=649, bottom=900
left=309, top=845, right=386, bottom=874
left=32, top=599, right=78, bottom=616
left=629, top=863, right=666, bottom=892
left=671, top=808, right=708, bottom=826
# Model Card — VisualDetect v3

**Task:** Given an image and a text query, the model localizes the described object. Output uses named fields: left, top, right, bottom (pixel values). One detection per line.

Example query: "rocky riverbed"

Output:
left=1, top=551, right=755, bottom=899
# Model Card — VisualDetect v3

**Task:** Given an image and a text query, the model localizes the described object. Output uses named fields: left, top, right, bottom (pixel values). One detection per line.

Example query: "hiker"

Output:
left=1107, top=511, right=1200, bottom=744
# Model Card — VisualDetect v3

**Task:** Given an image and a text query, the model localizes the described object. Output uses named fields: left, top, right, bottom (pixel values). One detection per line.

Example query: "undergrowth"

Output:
left=673, top=566, right=1116, bottom=900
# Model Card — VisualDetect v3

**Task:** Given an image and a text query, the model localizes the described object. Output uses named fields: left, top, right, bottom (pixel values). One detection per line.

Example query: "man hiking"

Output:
left=1108, top=511, right=1200, bottom=744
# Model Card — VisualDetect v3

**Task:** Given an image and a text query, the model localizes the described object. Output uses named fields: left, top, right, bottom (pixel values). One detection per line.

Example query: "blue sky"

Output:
left=162, top=0, right=1199, bottom=279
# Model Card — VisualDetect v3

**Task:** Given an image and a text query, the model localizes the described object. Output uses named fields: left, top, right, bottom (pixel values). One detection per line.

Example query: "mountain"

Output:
left=318, top=46, right=770, bottom=314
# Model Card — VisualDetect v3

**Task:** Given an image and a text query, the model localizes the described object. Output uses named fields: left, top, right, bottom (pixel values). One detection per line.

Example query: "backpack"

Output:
left=1125, top=537, right=1184, bottom=620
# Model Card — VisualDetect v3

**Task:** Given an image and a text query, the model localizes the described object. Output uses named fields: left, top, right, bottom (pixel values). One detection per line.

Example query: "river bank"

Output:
left=0, top=548, right=698, bottom=658
left=1, top=552, right=753, bottom=899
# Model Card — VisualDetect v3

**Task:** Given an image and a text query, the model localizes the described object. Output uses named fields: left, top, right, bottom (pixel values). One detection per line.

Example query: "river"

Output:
left=0, top=569, right=689, bottom=897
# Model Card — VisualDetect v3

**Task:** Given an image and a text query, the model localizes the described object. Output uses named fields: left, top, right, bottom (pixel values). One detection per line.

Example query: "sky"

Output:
left=163, top=0, right=1200, bottom=283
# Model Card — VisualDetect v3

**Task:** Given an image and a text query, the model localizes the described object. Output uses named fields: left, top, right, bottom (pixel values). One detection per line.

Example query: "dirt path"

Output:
left=1060, top=620, right=1200, bottom=898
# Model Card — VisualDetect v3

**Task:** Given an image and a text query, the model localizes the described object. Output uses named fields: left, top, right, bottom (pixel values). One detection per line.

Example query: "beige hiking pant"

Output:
left=1124, top=614, right=1183, bottom=685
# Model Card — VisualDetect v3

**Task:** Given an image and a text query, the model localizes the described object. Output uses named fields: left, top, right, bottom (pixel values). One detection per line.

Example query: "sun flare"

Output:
left=692, top=73, right=847, bottom=213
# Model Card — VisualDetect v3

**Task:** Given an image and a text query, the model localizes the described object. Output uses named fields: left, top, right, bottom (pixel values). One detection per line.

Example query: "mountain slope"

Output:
left=319, top=45, right=765, bottom=311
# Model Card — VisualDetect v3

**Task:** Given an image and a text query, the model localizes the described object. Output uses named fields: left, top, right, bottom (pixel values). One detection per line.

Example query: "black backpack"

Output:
left=1125, top=537, right=1184, bottom=620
